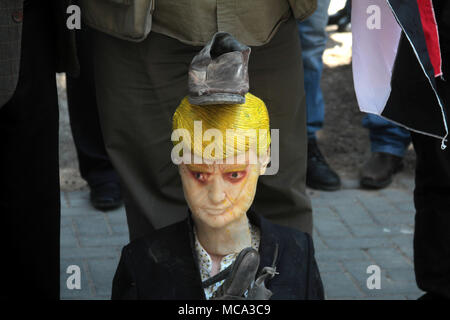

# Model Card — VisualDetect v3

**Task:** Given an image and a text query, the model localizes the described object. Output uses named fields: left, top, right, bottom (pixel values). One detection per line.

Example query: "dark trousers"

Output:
left=93, top=17, right=311, bottom=240
left=0, top=4, right=60, bottom=299
left=412, top=131, right=450, bottom=299
left=66, top=26, right=119, bottom=188
left=409, top=0, right=450, bottom=298
left=411, top=74, right=450, bottom=299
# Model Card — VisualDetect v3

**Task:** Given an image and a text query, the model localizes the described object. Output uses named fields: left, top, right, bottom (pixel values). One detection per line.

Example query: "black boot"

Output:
left=307, top=139, right=341, bottom=191
left=90, top=181, right=123, bottom=211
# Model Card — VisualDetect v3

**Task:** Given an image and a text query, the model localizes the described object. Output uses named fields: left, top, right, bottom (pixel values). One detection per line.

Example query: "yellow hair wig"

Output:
left=172, top=93, right=270, bottom=161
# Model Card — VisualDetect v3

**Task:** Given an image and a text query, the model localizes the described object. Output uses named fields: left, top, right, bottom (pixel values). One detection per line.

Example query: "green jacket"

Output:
left=152, top=0, right=317, bottom=46
left=81, top=0, right=317, bottom=46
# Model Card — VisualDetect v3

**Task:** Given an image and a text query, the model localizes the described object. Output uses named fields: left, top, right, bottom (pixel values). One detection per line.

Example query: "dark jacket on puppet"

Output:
left=112, top=210, right=324, bottom=300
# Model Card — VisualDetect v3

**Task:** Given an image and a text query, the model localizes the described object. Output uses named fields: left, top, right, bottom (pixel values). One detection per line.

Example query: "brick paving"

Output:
left=60, top=173, right=423, bottom=300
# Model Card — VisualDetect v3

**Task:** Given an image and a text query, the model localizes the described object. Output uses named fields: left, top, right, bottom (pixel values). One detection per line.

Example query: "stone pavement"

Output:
left=60, top=172, right=423, bottom=300
left=309, top=173, right=423, bottom=300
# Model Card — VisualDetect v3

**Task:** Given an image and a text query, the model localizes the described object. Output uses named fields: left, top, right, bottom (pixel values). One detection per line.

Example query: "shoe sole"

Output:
left=91, top=200, right=123, bottom=211
left=188, top=93, right=245, bottom=106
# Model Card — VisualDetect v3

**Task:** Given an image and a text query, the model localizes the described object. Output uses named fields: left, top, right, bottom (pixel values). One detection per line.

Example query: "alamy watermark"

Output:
left=366, top=5, right=381, bottom=30
left=66, top=5, right=81, bottom=30
left=66, top=265, right=81, bottom=290
left=366, top=265, right=381, bottom=290
left=171, top=121, right=279, bottom=175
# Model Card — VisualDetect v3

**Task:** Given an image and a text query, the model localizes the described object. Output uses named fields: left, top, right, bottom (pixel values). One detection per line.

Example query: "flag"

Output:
left=351, top=0, right=448, bottom=148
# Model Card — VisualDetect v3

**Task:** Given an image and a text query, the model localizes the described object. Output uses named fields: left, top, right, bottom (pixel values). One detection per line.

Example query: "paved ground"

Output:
left=60, top=173, right=423, bottom=300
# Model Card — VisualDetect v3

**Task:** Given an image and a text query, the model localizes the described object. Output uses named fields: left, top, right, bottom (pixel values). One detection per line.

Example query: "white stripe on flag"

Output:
left=351, top=0, right=401, bottom=115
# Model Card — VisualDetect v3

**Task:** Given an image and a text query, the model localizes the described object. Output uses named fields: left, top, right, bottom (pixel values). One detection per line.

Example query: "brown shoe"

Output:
left=188, top=32, right=251, bottom=105
left=212, top=247, right=260, bottom=300
left=360, top=152, right=404, bottom=189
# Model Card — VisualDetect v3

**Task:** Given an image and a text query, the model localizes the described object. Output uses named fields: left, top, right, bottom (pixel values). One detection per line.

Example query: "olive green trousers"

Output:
left=93, top=17, right=312, bottom=240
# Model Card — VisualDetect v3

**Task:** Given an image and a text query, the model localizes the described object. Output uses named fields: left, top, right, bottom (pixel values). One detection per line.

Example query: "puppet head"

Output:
left=172, top=92, right=271, bottom=229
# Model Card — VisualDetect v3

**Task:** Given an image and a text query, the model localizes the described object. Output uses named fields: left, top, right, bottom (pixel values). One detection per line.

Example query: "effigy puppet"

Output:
left=112, top=33, right=324, bottom=300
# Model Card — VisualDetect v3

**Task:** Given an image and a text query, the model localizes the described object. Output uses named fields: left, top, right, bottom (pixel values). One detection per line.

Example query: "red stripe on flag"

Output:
left=417, top=0, right=442, bottom=77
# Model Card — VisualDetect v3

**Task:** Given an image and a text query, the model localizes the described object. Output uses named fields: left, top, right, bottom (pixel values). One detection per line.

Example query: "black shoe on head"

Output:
left=90, top=182, right=123, bottom=211
left=360, top=152, right=404, bottom=189
left=307, top=139, right=341, bottom=191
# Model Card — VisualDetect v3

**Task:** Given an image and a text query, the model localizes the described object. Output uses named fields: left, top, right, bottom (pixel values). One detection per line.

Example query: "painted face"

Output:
left=179, top=153, right=265, bottom=229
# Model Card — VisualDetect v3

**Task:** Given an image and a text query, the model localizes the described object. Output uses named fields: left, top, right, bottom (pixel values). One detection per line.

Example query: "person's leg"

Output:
left=0, top=2, right=60, bottom=299
left=412, top=4, right=450, bottom=293
left=363, top=114, right=411, bottom=157
left=250, top=17, right=313, bottom=235
left=66, top=25, right=122, bottom=210
left=411, top=130, right=450, bottom=299
left=392, top=1, right=450, bottom=296
left=297, top=0, right=340, bottom=191
left=92, top=30, right=200, bottom=240
left=361, top=114, right=411, bottom=189
left=298, top=0, right=331, bottom=140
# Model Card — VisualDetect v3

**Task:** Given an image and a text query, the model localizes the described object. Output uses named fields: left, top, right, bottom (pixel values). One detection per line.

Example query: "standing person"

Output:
left=360, top=114, right=411, bottom=189
left=0, top=0, right=77, bottom=299
left=405, top=0, right=450, bottom=297
left=352, top=0, right=450, bottom=299
left=66, top=18, right=122, bottom=211
left=395, top=30, right=450, bottom=300
left=297, top=0, right=342, bottom=191
left=84, top=1, right=318, bottom=240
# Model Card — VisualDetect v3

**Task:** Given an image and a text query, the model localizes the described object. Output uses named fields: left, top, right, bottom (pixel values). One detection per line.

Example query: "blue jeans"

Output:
left=362, top=113, right=411, bottom=157
left=297, top=0, right=331, bottom=140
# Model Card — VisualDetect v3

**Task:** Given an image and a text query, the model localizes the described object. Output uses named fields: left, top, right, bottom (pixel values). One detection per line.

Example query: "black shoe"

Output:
left=360, top=152, right=404, bottom=189
left=90, top=182, right=123, bottom=211
left=328, top=7, right=347, bottom=25
left=212, top=248, right=260, bottom=300
left=307, top=139, right=341, bottom=191
left=328, top=8, right=351, bottom=32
